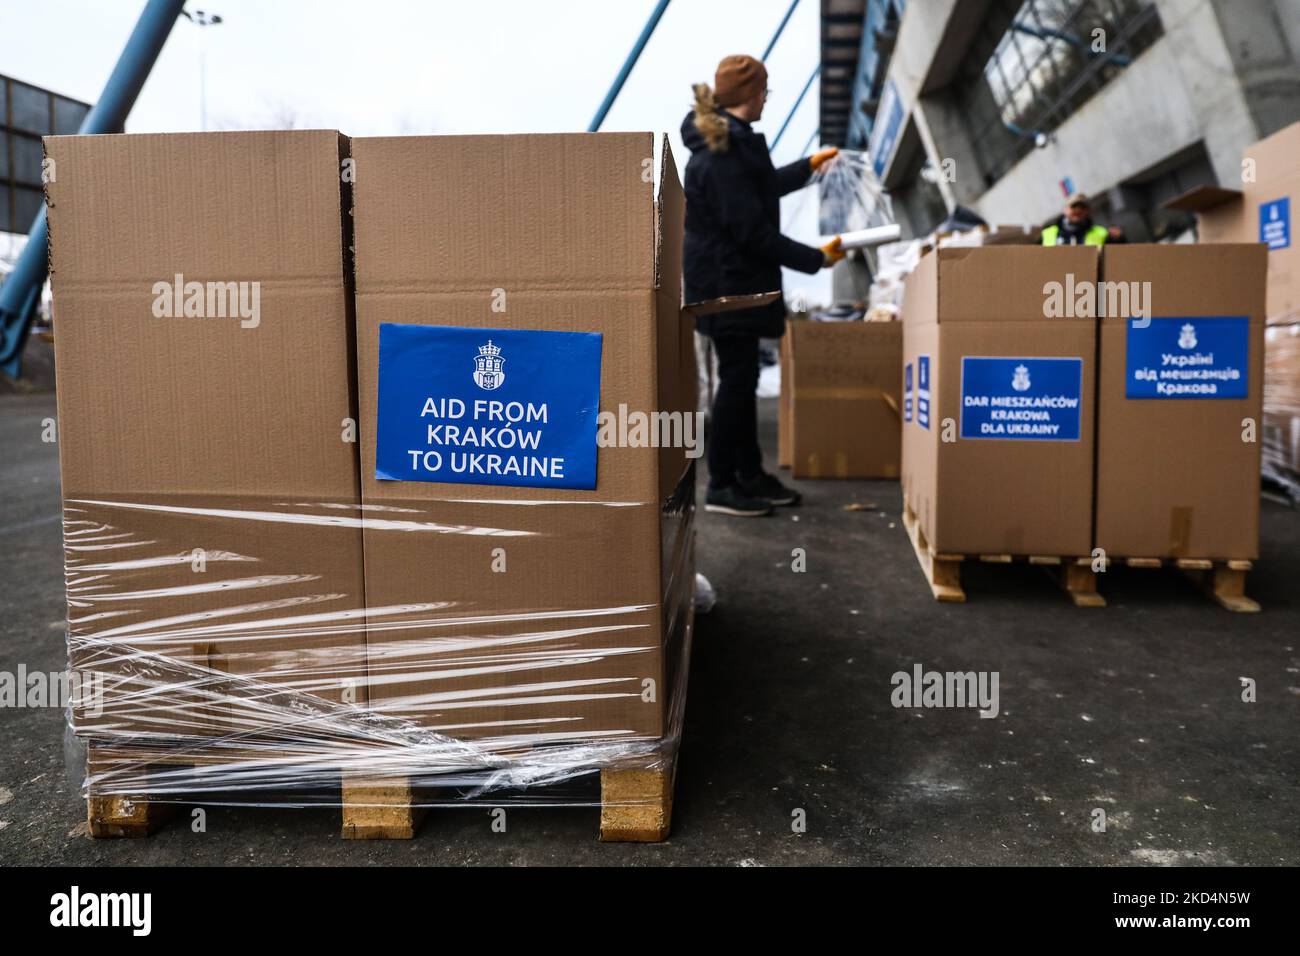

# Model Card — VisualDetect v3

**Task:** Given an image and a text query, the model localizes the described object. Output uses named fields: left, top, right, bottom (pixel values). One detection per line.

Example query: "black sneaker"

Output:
left=738, top=471, right=802, bottom=507
left=705, top=485, right=773, bottom=517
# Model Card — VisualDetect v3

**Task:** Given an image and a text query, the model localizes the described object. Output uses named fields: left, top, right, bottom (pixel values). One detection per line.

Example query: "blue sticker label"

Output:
left=917, top=355, right=930, bottom=429
left=903, top=362, right=913, bottom=423
left=1125, top=316, right=1248, bottom=399
left=375, top=323, right=603, bottom=489
left=960, top=357, right=1083, bottom=441
left=1260, top=197, right=1290, bottom=250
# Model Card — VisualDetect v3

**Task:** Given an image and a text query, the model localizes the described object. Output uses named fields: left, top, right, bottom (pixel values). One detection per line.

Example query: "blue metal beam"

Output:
left=799, top=125, right=820, bottom=157
left=769, top=63, right=819, bottom=153
left=0, top=0, right=187, bottom=379
left=762, top=0, right=800, bottom=61
left=587, top=0, right=672, bottom=133
left=1011, top=20, right=1130, bottom=66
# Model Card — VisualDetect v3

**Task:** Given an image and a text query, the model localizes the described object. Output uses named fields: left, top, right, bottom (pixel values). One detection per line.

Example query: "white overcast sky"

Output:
left=1, top=0, right=831, bottom=300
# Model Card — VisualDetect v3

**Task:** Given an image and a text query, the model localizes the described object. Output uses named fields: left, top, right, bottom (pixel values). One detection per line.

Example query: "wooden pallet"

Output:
left=901, top=501, right=1104, bottom=607
left=901, top=501, right=1258, bottom=611
left=84, top=741, right=676, bottom=842
left=1101, top=556, right=1259, bottom=613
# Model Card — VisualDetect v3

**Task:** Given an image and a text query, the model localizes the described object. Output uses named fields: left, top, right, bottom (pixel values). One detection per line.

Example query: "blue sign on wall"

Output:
left=903, top=362, right=913, bottom=423
left=1126, top=316, right=1248, bottom=399
left=375, top=323, right=603, bottom=489
left=870, top=79, right=903, bottom=178
left=1260, top=197, right=1291, bottom=250
left=960, top=357, right=1083, bottom=441
left=917, top=355, right=930, bottom=429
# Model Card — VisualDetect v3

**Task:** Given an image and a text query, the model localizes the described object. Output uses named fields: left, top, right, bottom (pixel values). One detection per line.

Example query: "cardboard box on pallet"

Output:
left=350, top=133, right=696, bottom=747
left=1164, top=122, right=1299, bottom=326
left=46, top=131, right=367, bottom=739
left=900, top=245, right=1098, bottom=557
left=778, top=319, right=902, bottom=479
left=1165, top=124, right=1300, bottom=493
left=1095, top=244, right=1267, bottom=560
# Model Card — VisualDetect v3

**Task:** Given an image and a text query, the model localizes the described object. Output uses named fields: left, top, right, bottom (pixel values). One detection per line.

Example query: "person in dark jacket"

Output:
left=682, top=53, right=842, bottom=518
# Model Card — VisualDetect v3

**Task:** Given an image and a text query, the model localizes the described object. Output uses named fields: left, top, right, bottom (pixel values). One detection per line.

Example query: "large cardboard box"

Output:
left=351, top=133, right=694, bottom=747
left=1165, top=123, right=1300, bottom=498
left=778, top=320, right=902, bottom=478
left=1095, top=244, right=1266, bottom=560
left=1166, top=122, right=1299, bottom=326
left=900, top=245, right=1098, bottom=557
left=46, top=131, right=367, bottom=739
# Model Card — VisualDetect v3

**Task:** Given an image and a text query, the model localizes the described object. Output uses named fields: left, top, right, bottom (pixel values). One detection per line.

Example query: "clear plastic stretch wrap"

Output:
left=65, top=471, right=695, bottom=808
left=1264, top=322, right=1300, bottom=497
left=46, top=129, right=703, bottom=828
left=813, top=148, right=894, bottom=238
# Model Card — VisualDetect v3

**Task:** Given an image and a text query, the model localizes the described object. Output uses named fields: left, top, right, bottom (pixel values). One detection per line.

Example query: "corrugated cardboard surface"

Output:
left=781, top=320, right=902, bottom=479
left=352, top=133, right=682, bottom=744
left=903, top=246, right=1098, bottom=556
left=46, top=131, right=368, bottom=737
left=1095, top=244, right=1266, bottom=559
left=47, top=132, right=359, bottom=499
left=901, top=250, right=939, bottom=537
left=1192, top=122, right=1299, bottom=325
left=654, top=139, right=693, bottom=501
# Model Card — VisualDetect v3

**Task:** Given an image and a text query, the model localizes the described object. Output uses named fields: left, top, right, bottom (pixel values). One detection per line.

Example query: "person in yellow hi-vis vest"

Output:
left=1041, top=193, right=1122, bottom=245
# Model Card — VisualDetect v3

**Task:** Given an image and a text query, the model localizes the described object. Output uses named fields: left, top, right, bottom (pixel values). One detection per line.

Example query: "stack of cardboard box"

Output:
left=47, top=131, right=697, bottom=804
left=900, top=245, right=1098, bottom=558
left=1095, top=245, right=1264, bottom=562
left=1166, top=121, right=1300, bottom=497
left=350, top=133, right=693, bottom=744
left=900, top=241, right=1266, bottom=592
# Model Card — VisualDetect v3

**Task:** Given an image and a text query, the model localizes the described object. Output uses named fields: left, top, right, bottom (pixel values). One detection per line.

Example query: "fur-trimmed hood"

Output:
left=683, top=83, right=735, bottom=153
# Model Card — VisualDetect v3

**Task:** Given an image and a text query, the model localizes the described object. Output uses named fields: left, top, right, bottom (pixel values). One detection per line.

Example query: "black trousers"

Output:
left=706, top=334, right=764, bottom=489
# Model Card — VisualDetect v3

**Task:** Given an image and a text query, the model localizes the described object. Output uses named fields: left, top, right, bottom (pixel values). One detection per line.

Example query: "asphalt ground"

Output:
left=2, top=390, right=1297, bottom=865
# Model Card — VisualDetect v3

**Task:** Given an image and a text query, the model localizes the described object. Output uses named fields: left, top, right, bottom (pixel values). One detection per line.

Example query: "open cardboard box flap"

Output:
left=682, top=290, right=781, bottom=319
left=1162, top=184, right=1242, bottom=213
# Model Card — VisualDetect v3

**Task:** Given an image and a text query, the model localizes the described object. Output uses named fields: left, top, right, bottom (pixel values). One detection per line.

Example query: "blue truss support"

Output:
left=1, top=0, right=187, bottom=379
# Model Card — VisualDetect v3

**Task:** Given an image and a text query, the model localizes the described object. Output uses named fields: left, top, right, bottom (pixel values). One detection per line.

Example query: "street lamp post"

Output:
left=181, top=8, right=223, bottom=131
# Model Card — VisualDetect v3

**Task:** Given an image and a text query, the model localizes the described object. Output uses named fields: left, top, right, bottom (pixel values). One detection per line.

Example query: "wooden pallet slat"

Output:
left=341, top=774, right=424, bottom=840
left=1054, top=561, right=1107, bottom=608
left=1181, top=563, right=1261, bottom=613
left=86, top=793, right=175, bottom=839
left=599, top=765, right=674, bottom=842
left=902, top=503, right=965, bottom=603
left=902, top=498, right=1099, bottom=606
